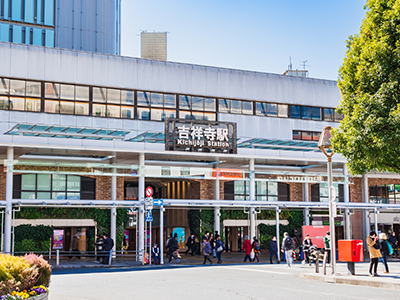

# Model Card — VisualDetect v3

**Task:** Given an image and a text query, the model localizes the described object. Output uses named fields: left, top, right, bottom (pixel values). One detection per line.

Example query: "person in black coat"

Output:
left=380, top=233, right=390, bottom=273
left=389, top=232, right=398, bottom=258
left=270, top=236, right=280, bottom=264
left=167, top=236, right=180, bottom=263
left=102, top=233, right=114, bottom=265
left=95, top=234, right=104, bottom=263
left=185, top=233, right=195, bottom=256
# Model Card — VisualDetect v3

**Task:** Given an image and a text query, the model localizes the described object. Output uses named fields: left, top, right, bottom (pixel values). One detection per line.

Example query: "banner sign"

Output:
left=165, top=119, right=237, bottom=154
left=52, top=229, right=64, bottom=250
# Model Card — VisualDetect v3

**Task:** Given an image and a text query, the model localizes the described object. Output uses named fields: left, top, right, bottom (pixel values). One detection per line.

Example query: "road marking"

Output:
left=218, top=266, right=290, bottom=275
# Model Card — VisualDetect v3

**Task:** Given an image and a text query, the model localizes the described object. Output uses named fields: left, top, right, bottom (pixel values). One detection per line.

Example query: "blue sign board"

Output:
left=153, top=199, right=163, bottom=206
left=145, top=210, right=153, bottom=222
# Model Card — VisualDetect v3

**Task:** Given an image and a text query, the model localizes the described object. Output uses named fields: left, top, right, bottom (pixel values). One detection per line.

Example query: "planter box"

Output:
left=32, top=293, right=48, bottom=300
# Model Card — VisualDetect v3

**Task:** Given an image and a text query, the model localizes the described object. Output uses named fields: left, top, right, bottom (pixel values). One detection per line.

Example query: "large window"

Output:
left=293, top=130, right=321, bottom=141
left=13, top=174, right=95, bottom=200
left=369, top=184, right=400, bottom=204
left=224, top=181, right=290, bottom=201
left=138, top=92, right=177, bottom=121
left=311, top=183, right=344, bottom=202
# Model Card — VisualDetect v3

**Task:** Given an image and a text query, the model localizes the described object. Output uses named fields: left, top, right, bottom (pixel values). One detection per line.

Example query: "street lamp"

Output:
left=318, top=126, right=336, bottom=276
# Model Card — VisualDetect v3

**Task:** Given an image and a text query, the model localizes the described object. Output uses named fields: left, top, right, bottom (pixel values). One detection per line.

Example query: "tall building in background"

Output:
left=141, top=31, right=167, bottom=61
left=0, top=0, right=121, bottom=55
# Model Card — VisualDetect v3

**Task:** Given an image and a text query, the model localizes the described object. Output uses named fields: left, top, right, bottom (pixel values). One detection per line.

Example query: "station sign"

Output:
left=165, top=119, right=237, bottom=154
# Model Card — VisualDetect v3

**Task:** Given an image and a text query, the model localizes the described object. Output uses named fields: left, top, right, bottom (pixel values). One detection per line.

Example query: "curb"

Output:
left=52, top=264, right=131, bottom=269
left=299, top=273, right=400, bottom=290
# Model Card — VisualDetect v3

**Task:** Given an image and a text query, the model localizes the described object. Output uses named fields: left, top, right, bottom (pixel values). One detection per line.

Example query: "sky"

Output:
left=121, top=0, right=367, bottom=81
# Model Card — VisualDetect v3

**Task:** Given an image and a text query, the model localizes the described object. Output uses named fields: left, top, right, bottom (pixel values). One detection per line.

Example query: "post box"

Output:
left=338, top=240, right=364, bottom=262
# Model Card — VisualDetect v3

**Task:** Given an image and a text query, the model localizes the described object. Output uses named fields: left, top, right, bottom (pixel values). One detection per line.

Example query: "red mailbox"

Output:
left=338, top=240, right=364, bottom=262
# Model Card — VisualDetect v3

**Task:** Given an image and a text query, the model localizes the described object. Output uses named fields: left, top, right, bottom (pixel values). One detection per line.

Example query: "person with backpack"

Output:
left=202, top=237, right=213, bottom=265
left=215, top=235, right=225, bottom=264
left=243, top=236, right=252, bottom=263
left=302, top=234, right=313, bottom=266
left=281, top=232, right=295, bottom=267
left=252, top=237, right=261, bottom=263
left=323, top=232, right=331, bottom=265
left=379, top=233, right=390, bottom=274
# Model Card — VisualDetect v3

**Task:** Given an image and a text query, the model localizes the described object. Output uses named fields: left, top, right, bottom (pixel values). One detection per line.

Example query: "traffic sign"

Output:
left=145, top=186, right=153, bottom=197
left=145, top=197, right=153, bottom=210
left=153, top=199, right=163, bottom=206
left=145, top=210, right=153, bottom=222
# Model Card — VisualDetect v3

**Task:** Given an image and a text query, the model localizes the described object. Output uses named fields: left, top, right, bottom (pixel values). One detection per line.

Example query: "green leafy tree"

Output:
left=332, top=0, right=400, bottom=174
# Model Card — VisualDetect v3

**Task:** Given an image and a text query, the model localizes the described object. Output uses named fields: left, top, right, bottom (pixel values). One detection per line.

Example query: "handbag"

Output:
left=217, top=246, right=223, bottom=252
left=250, top=249, right=255, bottom=259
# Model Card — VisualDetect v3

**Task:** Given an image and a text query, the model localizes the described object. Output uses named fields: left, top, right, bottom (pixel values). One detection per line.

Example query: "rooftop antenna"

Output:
left=288, top=56, right=293, bottom=70
left=300, top=60, right=310, bottom=70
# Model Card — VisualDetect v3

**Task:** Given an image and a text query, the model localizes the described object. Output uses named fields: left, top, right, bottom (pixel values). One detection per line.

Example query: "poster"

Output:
left=53, top=229, right=64, bottom=250
left=172, top=227, right=185, bottom=249
left=302, top=225, right=330, bottom=248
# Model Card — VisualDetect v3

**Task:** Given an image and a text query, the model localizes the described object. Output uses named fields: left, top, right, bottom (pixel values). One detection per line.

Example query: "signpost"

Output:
left=153, top=199, right=163, bottom=206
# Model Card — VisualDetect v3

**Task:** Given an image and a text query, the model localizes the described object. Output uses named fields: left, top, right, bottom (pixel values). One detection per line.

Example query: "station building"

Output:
left=0, top=0, right=398, bottom=257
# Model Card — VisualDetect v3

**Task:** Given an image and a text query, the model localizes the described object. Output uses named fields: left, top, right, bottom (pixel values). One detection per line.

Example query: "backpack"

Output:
left=205, top=242, right=212, bottom=254
left=255, top=242, right=261, bottom=252
left=284, top=237, right=294, bottom=250
left=387, top=240, right=394, bottom=255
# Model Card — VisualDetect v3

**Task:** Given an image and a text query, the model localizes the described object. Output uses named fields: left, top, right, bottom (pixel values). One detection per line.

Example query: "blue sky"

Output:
left=121, top=0, right=367, bottom=81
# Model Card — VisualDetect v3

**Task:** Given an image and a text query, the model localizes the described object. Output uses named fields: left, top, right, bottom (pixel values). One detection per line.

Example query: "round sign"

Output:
left=145, top=186, right=153, bottom=197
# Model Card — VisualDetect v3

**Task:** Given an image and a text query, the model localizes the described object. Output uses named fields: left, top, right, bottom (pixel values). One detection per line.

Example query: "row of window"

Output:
left=369, top=184, right=400, bottom=204
left=0, top=23, right=54, bottom=46
left=293, top=130, right=321, bottom=141
left=13, top=174, right=96, bottom=200
left=0, top=77, right=342, bottom=122
left=0, top=0, right=54, bottom=26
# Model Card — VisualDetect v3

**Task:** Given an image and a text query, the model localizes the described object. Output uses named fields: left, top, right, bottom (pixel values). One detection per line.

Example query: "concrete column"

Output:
left=214, top=179, right=220, bottom=235
left=4, top=148, right=13, bottom=254
left=303, top=183, right=310, bottom=226
left=343, top=164, right=351, bottom=239
left=138, top=153, right=145, bottom=264
left=362, top=173, right=370, bottom=242
left=111, top=167, right=117, bottom=256
left=160, top=205, right=164, bottom=264
left=249, top=159, right=256, bottom=239
left=276, top=207, right=280, bottom=258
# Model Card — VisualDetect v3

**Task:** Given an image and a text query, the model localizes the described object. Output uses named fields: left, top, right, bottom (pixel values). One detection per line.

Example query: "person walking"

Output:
left=151, top=243, right=160, bottom=265
left=94, top=234, right=104, bottom=263
left=243, top=236, right=252, bottom=263
left=202, top=237, right=213, bottom=265
left=367, top=231, right=382, bottom=277
left=323, top=232, right=331, bottom=265
left=210, top=233, right=216, bottom=258
left=389, top=232, right=398, bottom=258
left=379, top=233, right=390, bottom=274
left=302, top=234, right=313, bottom=266
left=281, top=232, right=295, bottom=267
left=270, top=236, right=280, bottom=264
left=68, top=234, right=81, bottom=260
left=215, top=235, right=225, bottom=264
left=252, top=237, right=261, bottom=263
left=185, top=233, right=195, bottom=256
left=102, top=233, right=114, bottom=265
left=167, top=235, right=180, bottom=263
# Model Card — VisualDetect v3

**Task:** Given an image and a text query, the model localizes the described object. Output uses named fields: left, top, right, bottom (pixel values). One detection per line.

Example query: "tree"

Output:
left=332, top=0, right=400, bottom=175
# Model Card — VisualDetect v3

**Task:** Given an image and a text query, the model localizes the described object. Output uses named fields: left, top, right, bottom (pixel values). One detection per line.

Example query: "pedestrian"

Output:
left=210, top=233, right=216, bottom=258
left=323, top=232, right=331, bottom=265
left=379, top=233, right=390, bottom=274
left=252, top=237, right=261, bottom=263
left=102, top=233, right=114, bottom=265
left=366, top=231, right=381, bottom=277
left=389, top=232, right=398, bottom=258
left=270, top=236, right=280, bottom=264
left=167, top=234, right=180, bottom=263
left=202, top=237, right=213, bottom=265
left=94, top=234, right=104, bottom=263
left=281, top=232, right=295, bottom=267
left=173, top=233, right=181, bottom=258
left=215, top=235, right=225, bottom=264
left=243, top=235, right=252, bottom=263
left=185, top=233, right=196, bottom=256
left=68, top=234, right=81, bottom=260
left=152, top=243, right=160, bottom=265
left=302, top=234, right=313, bottom=266
left=203, top=231, right=210, bottom=241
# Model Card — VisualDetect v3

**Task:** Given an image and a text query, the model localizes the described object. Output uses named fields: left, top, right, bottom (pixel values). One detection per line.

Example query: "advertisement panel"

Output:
left=302, top=225, right=330, bottom=249
left=52, top=229, right=64, bottom=250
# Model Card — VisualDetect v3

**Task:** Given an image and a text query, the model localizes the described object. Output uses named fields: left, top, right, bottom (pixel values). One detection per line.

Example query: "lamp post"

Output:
left=318, top=126, right=336, bottom=276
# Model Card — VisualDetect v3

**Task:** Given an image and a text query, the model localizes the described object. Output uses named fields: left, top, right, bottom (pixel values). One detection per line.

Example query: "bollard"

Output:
left=315, top=252, right=319, bottom=273
left=56, top=250, right=59, bottom=265
left=323, top=252, right=328, bottom=275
